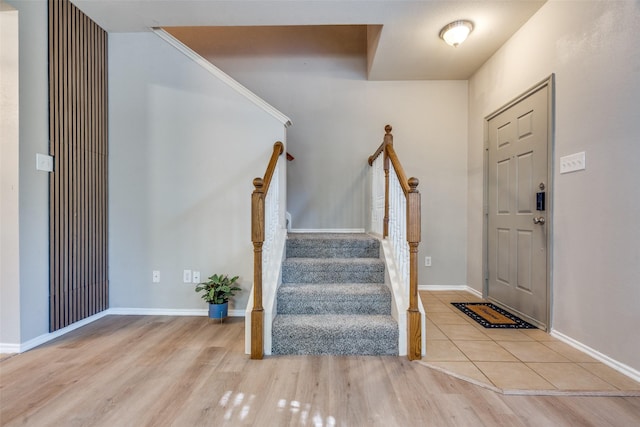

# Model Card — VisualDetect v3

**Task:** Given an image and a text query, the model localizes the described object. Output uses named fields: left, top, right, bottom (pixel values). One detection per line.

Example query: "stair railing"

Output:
left=251, top=141, right=284, bottom=359
left=368, top=125, right=422, bottom=360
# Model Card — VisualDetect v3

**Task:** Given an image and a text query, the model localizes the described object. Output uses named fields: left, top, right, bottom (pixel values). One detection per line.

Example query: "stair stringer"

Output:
left=244, top=227, right=287, bottom=355
left=380, top=238, right=427, bottom=357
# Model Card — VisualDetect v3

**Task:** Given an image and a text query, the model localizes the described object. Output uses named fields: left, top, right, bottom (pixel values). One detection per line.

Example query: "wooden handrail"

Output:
left=386, top=144, right=411, bottom=196
left=368, top=124, right=393, bottom=166
left=262, top=141, right=284, bottom=192
left=251, top=141, right=284, bottom=360
left=367, top=125, right=422, bottom=361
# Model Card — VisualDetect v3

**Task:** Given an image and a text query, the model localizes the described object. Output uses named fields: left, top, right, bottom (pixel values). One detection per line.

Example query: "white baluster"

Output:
left=388, top=163, right=409, bottom=291
left=263, top=161, right=280, bottom=271
left=369, top=155, right=384, bottom=235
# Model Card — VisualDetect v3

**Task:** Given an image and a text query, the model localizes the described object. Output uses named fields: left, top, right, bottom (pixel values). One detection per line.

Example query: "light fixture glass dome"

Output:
left=439, top=20, right=474, bottom=47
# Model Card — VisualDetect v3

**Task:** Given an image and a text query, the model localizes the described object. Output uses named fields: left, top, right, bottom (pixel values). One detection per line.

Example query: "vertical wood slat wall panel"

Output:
left=48, top=0, right=108, bottom=332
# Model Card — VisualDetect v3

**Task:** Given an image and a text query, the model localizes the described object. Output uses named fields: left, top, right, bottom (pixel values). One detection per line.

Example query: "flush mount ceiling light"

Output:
left=439, top=20, right=474, bottom=47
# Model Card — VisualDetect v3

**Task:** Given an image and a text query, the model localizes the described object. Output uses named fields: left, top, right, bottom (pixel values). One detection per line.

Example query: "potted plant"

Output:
left=195, top=274, right=241, bottom=321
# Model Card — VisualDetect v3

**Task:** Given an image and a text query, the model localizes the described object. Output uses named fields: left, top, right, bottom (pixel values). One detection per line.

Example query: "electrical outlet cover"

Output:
left=36, top=153, right=54, bottom=172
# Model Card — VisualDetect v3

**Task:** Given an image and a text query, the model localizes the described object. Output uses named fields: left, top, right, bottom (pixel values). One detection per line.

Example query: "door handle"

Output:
left=533, top=216, right=545, bottom=225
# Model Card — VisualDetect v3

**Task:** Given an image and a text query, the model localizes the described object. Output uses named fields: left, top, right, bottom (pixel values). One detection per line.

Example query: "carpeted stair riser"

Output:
left=273, top=233, right=398, bottom=356
left=272, top=314, right=398, bottom=356
left=277, top=283, right=391, bottom=315
left=282, top=258, right=385, bottom=284
left=287, top=234, right=380, bottom=259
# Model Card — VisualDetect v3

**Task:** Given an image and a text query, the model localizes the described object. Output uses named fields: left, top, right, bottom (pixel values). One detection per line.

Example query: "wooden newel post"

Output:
left=383, top=125, right=392, bottom=238
left=251, top=177, right=265, bottom=360
left=406, top=177, right=422, bottom=360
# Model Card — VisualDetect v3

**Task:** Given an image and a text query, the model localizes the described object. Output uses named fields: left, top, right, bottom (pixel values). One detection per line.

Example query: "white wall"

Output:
left=170, top=29, right=469, bottom=287
left=468, top=0, right=640, bottom=371
left=109, top=32, right=286, bottom=312
left=3, top=0, right=50, bottom=344
left=0, top=2, right=21, bottom=346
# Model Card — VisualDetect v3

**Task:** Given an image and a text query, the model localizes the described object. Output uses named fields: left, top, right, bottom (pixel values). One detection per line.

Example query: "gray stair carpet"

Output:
left=272, top=233, right=398, bottom=356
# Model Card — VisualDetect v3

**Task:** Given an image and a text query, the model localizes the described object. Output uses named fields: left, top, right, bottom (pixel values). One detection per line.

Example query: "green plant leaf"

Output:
left=194, top=273, right=242, bottom=303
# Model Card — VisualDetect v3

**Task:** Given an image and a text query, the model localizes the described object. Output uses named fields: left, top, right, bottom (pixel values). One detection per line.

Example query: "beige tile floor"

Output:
left=418, top=290, right=640, bottom=395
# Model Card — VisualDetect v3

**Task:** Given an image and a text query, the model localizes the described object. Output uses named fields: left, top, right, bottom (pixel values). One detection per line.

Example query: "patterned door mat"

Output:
left=451, top=302, right=537, bottom=329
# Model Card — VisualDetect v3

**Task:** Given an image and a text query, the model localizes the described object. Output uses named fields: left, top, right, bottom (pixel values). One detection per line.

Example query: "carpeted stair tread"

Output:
left=272, top=232, right=398, bottom=356
left=287, top=233, right=380, bottom=259
left=282, top=258, right=385, bottom=284
left=272, top=314, right=398, bottom=355
left=277, top=283, right=391, bottom=315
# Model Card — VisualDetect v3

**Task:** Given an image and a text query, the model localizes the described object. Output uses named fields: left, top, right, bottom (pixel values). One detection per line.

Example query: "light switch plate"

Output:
left=152, top=270, right=160, bottom=283
left=560, top=152, right=586, bottom=174
left=192, top=271, right=200, bottom=283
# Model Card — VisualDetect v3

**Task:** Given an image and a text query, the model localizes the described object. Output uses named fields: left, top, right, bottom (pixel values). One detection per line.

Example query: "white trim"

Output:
left=1, top=308, right=246, bottom=354
left=108, top=307, right=206, bottom=316
left=289, top=228, right=366, bottom=234
left=11, top=310, right=110, bottom=353
left=0, top=343, right=20, bottom=353
left=151, top=28, right=292, bottom=128
left=381, top=239, right=426, bottom=356
left=419, top=285, right=640, bottom=384
left=245, top=226, right=287, bottom=355
left=109, top=308, right=245, bottom=317
left=381, top=239, right=407, bottom=356
left=5, top=304, right=639, bottom=386
left=550, top=329, right=640, bottom=384
left=483, top=75, right=555, bottom=331
left=419, top=284, right=483, bottom=299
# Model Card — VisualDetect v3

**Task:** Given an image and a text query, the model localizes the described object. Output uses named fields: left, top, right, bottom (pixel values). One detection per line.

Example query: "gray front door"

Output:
left=486, top=79, right=552, bottom=329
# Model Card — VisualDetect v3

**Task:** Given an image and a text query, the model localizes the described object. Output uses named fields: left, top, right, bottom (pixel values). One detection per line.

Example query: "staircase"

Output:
left=272, top=233, right=398, bottom=355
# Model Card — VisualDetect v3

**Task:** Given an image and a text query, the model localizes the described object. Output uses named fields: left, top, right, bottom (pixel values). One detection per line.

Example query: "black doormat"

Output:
left=451, top=302, right=537, bottom=329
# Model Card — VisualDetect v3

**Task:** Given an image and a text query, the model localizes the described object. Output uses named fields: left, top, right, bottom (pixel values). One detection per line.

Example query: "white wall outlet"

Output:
left=560, top=151, right=586, bottom=174
left=152, top=270, right=160, bottom=283
left=36, top=153, right=54, bottom=172
left=183, top=269, right=192, bottom=283
left=192, top=271, right=200, bottom=283
left=425, top=256, right=432, bottom=267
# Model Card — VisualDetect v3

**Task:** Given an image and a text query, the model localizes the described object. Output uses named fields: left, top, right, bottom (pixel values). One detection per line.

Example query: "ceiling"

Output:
left=71, top=0, right=547, bottom=80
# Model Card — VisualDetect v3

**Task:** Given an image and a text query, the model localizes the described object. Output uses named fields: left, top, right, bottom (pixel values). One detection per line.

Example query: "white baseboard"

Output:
left=108, top=307, right=207, bottom=316
left=109, top=307, right=245, bottom=317
left=107, top=307, right=244, bottom=317
left=418, top=285, right=640, bottom=384
left=7, top=300, right=637, bottom=385
left=289, top=228, right=365, bottom=233
left=1, top=308, right=246, bottom=354
left=2, top=309, right=111, bottom=354
left=0, top=343, right=21, bottom=353
left=550, top=329, right=640, bottom=384
left=419, top=284, right=483, bottom=298
left=464, top=286, right=483, bottom=298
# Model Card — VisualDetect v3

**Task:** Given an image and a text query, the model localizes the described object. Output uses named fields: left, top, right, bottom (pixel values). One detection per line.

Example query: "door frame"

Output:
left=482, top=74, right=555, bottom=331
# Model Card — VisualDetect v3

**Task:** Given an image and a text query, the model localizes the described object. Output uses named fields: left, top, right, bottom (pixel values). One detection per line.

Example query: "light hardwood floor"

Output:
left=1, top=315, right=639, bottom=426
